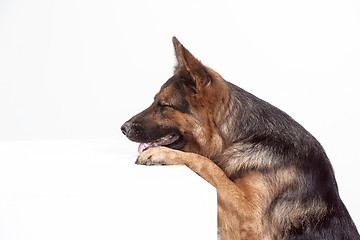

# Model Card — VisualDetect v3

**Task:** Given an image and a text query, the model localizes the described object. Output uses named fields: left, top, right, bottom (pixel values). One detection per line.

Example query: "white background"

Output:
left=0, top=0, right=359, bottom=239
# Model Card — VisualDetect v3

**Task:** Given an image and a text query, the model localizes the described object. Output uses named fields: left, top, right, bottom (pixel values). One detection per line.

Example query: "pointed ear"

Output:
left=172, top=36, right=211, bottom=88
left=172, top=36, right=184, bottom=67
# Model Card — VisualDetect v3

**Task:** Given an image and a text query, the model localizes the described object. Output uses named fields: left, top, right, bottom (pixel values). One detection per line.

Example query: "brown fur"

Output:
left=122, top=37, right=359, bottom=240
left=133, top=39, right=271, bottom=239
left=137, top=147, right=265, bottom=239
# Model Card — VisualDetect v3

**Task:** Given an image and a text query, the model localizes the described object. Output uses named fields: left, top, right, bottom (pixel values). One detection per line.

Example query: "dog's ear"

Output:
left=172, top=37, right=211, bottom=88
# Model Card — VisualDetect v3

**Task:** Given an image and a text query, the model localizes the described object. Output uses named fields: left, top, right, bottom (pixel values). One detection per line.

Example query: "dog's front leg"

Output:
left=136, top=147, right=263, bottom=240
left=137, top=147, right=235, bottom=192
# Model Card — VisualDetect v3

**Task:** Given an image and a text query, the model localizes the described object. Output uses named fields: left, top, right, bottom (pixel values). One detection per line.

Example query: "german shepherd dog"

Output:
left=121, top=37, right=359, bottom=240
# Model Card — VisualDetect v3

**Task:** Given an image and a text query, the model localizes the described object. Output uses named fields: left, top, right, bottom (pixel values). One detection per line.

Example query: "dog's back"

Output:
left=216, top=82, right=360, bottom=239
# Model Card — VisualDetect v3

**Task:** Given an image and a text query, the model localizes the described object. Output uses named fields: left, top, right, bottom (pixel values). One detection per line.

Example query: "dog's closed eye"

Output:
left=154, top=101, right=175, bottom=112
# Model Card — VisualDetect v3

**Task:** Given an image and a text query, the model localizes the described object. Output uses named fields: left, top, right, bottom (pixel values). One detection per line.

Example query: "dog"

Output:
left=121, top=37, right=359, bottom=240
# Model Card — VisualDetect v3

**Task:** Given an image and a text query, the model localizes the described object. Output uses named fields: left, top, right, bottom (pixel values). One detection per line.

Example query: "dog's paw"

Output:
left=135, top=147, right=184, bottom=166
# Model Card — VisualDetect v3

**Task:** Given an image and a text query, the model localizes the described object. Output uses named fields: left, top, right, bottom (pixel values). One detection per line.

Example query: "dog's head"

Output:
left=121, top=37, right=229, bottom=158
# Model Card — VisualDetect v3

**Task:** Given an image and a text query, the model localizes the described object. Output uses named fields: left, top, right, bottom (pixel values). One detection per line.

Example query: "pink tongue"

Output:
left=138, top=143, right=146, bottom=154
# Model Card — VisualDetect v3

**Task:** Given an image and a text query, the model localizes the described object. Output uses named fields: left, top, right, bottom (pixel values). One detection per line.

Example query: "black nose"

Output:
left=121, top=121, right=132, bottom=136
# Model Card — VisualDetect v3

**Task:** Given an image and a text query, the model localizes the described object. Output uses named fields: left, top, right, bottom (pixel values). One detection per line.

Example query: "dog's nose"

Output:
left=121, top=121, right=132, bottom=136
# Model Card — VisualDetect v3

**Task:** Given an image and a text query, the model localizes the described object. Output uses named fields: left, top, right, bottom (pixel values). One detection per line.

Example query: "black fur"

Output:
left=122, top=37, right=359, bottom=239
left=218, top=81, right=360, bottom=239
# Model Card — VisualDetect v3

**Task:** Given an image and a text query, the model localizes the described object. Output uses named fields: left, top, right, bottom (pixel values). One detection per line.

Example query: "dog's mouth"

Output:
left=137, top=133, right=181, bottom=154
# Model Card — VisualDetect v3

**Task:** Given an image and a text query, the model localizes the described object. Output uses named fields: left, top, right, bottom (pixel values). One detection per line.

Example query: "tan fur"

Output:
left=153, top=65, right=228, bottom=159
left=129, top=37, right=337, bottom=240
left=135, top=39, right=272, bottom=239
left=137, top=147, right=267, bottom=240
left=137, top=145, right=329, bottom=240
